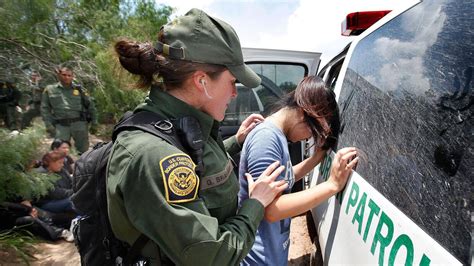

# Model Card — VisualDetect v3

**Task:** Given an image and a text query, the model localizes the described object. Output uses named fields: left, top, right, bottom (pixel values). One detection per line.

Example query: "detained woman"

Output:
left=239, top=76, right=358, bottom=265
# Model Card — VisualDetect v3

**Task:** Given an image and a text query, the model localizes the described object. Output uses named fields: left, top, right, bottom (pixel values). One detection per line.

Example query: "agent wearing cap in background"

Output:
left=0, top=77, right=22, bottom=131
left=107, top=8, right=288, bottom=265
left=41, top=66, right=98, bottom=153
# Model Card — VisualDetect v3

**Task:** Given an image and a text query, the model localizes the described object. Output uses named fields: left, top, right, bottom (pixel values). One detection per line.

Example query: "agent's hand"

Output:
left=246, top=161, right=288, bottom=207
left=328, top=147, right=358, bottom=192
left=236, top=113, right=264, bottom=145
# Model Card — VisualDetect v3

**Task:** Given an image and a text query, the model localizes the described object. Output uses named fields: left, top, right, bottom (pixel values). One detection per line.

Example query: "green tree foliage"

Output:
left=0, top=124, right=59, bottom=203
left=0, top=0, right=173, bottom=123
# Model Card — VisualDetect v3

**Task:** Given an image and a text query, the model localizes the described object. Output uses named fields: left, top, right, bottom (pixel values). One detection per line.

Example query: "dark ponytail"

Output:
left=115, top=40, right=158, bottom=88
left=115, top=31, right=226, bottom=89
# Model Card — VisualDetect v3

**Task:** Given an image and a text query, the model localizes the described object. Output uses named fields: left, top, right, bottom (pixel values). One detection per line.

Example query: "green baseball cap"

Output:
left=155, top=8, right=261, bottom=88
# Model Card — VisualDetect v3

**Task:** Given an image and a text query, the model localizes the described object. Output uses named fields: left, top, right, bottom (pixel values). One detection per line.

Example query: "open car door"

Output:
left=221, top=48, right=321, bottom=190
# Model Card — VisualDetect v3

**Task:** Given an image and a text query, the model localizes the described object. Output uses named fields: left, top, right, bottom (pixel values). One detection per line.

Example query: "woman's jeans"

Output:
left=40, top=198, right=75, bottom=213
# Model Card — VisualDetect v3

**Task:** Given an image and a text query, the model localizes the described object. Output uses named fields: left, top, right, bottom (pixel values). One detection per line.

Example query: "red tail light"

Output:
left=341, top=10, right=391, bottom=36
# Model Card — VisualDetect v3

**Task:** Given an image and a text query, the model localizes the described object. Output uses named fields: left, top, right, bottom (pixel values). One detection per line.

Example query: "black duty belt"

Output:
left=55, top=117, right=85, bottom=126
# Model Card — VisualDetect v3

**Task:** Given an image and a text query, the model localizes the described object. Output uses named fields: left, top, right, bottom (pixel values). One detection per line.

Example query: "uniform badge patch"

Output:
left=160, top=153, right=199, bottom=203
left=73, top=89, right=80, bottom=96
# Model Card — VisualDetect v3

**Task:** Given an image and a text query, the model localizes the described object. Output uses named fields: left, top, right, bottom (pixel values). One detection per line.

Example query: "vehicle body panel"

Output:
left=311, top=153, right=461, bottom=265
left=308, top=0, right=472, bottom=264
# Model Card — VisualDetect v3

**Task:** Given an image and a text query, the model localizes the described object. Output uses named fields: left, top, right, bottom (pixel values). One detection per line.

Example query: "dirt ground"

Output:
left=0, top=241, right=80, bottom=266
left=28, top=241, right=80, bottom=266
left=1, top=215, right=314, bottom=265
left=288, top=214, right=316, bottom=265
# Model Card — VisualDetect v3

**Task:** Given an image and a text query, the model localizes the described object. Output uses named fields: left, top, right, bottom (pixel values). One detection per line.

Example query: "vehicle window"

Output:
left=318, top=69, right=326, bottom=79
left=325, top=58, right=344, bottom=90
left=222, top=85, right=263, bottom=126
left=249, top=63, right=305, bottom=94
left=223, top=63, right=306, bottom=126
left=336, top=0, right=472, bottom=263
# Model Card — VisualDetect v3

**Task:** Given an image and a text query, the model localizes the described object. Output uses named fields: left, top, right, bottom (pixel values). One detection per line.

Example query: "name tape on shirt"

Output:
left=160, top=153, right=199, bottom=203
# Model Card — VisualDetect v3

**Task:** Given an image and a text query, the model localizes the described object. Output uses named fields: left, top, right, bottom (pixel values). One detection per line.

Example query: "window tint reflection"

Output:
left=223, top=64, right=306, bottom=126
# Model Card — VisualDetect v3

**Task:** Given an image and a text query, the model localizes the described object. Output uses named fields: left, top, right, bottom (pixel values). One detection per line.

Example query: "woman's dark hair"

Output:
left=51, top=139, right=71, bottom=151
left=115, top=30, right=226, bottom=89
left=42, top=151, right=66, bottom=168
left=273, top=76, right=340, bottom=149
left=58, top=66, right=73, bottom=73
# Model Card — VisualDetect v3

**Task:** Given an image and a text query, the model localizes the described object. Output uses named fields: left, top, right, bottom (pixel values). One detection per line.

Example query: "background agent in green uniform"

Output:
left=0, top=78, right=22, bottom=130
left=41, top=67, right=98, bottom=153
left=22, top=71, right=44, bottom=129
left=107, top=8, right=289, bottom=265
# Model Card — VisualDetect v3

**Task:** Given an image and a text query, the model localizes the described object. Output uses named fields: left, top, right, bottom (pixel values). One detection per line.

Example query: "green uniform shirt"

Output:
left=107, top=86, right=264, bottom=265
left=41, top=82, right=97, bottom=126
left=31, top=83, right=43, bottom=104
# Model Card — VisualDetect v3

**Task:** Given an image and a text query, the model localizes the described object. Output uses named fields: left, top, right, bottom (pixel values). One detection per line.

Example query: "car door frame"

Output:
left=221, top=47, right=321, bottom=190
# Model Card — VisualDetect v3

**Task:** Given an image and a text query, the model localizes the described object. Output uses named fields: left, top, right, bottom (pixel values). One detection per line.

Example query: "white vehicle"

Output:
left=306, top=0, right=472, bottom=265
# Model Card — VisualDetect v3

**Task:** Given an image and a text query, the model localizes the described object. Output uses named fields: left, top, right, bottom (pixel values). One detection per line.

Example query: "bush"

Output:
left=0, top=123, right=60, bottom=264
left=93, top=48, right=147, bottom=124
left=0, top=123, right=59, bottom=203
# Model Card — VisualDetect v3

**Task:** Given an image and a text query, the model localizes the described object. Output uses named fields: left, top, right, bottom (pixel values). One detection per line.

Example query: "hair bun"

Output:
left=115, top=40, right=156, bottom=76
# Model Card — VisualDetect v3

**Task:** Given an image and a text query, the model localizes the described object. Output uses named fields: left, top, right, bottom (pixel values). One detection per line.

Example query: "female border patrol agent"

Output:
left=107, top=8, right=289, bottom=265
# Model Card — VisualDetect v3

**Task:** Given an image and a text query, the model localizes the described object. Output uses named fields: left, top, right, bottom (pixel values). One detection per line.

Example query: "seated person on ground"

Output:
left=50, top=139, right=74, bottom=174
left=34, top=151, right=76, bottom=214
left=0, top=200, right=74, bottom=242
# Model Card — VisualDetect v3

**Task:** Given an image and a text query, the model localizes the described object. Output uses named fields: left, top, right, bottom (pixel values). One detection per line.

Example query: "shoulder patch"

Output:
left=160, top=153, right=199, bottom=203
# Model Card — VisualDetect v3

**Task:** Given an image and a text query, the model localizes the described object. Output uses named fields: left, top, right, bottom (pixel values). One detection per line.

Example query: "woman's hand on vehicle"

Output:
left=328, top=147, right=358, bottom=192
left=236, top=113, right=264, bottom=145
left=246, top=161, right=288, bottom=207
